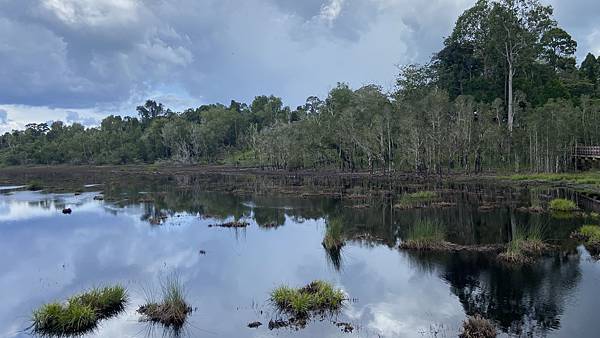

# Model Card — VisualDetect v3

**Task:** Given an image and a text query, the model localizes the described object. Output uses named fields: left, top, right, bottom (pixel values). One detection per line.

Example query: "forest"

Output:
left=3, top=0, right=600, bottom=173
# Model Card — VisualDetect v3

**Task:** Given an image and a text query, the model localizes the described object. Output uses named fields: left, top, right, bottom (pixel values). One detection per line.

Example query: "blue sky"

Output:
left=1, top=0, right=599, bottom=132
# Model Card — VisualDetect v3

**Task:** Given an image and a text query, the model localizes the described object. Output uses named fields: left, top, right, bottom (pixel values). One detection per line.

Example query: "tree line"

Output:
left=3, top=0, right=600, bottom=173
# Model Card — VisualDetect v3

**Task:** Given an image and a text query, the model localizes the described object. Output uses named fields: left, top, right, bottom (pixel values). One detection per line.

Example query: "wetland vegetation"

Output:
left=30, top=286, right=127, bottom=337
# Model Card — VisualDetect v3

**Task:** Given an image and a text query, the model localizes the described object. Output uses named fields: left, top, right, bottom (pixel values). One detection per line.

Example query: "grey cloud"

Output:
left=0, top=0, right=596, bottom=117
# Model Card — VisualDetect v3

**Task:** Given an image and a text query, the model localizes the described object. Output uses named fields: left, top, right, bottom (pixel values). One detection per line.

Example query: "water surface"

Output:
left=1, top=179, right=599, bottom=338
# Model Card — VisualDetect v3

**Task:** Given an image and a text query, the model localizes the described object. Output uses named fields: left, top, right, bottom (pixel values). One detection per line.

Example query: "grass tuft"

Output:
left=69, top=285, right=127, bottom=320
left=498, top=224, right=549, bottom=265
left=548, top=198, right=578, bottom=212
left=572, top=225, right=600, bottom=257
left=402, top=220, right=446, bottom=250
left=138, top=274, right=192, bottom=330
left=322, top=219, right=345, bottom=251
left=30, top=285, right=127, bottom=337
left=459, top=315, right=497, bottom=338
left=271, top=280, right=345, bottom=319
left=394, top=191, right=438, bottom=209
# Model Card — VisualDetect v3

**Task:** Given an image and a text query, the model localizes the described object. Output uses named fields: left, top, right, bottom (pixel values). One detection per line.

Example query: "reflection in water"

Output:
left=0, top=178, right=598, bottom=338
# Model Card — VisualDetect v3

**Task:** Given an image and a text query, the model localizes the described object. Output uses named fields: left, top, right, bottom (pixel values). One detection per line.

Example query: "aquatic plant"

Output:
left=402, top=220, right=446, bottom=250
left=30, top=285, right=127, bottom=337
left=270, top=280, right=345, bottom=318
left=138, top=274, right=192, bottom=329
left=394, top=191, right=438, bottom=209
left=548, top=198, right=577, bottom=212
left=498, top=225, right=548, bottom=264
left=459, top=315, right=497, bottom=338
left=572, top=225, right=600, bottom=257
left=69, top=285, right=127, bottom=320
left=322, top=219, right=345, bottom=251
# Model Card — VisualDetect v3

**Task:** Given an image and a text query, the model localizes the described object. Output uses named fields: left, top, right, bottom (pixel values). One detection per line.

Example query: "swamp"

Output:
left=1, top=166, right=600, bottom=337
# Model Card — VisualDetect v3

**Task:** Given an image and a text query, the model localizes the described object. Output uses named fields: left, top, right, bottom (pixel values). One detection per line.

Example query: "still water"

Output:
left=1, top=178, right=599, bottom=338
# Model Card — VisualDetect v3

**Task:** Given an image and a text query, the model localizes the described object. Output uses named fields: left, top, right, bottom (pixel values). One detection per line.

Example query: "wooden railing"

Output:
left=574, top=146, right=600, bottom=157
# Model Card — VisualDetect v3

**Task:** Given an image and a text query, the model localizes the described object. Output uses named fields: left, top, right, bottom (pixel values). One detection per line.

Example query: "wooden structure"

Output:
left=574, top=146, right=600, bottom=170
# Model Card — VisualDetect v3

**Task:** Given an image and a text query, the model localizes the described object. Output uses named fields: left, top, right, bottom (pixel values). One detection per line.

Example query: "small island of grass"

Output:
left=400, top=220, right=446, bottom=250
left=31, top=285, right=127, bottom=337
left=271, top=280, right=345, bottom=321
left=138, top=275, right=192, bottom=330
left=572, top=225, right=600, bottom=258
left=498, top=226, right=549, bottom=265
left=548, top=198, right=578, bottom=212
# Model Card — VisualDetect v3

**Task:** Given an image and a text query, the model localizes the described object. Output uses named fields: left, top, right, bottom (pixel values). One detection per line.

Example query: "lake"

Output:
left=1, top=172, right=599, bottom=337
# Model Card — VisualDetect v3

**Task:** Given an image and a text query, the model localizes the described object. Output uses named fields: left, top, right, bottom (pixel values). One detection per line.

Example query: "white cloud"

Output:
left=40, top=0, right=140, bottom=27
left=319, top=0, right=345, bottom=25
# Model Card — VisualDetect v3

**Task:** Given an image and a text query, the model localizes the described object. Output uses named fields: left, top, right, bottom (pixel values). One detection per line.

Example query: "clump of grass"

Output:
left=270, top=280, right=345, bottom=319
left=401, top=220, right=446, bottom=250
left=572, top=225, right=600, bottom=257
left=322, top=219, right=345, bottom=251
left=548, top=198, right=578, bottom=212
left=394, top=191, right=438, bottom=209
left=27, top=180, right=44, bottom=191
left=138, top=275, right=192, bottom=329
left=498, top=225, right=549, bottom=264
left=30, top=285, right=127, bottom=336
left=69, top=285, right=127, bottom=320
left=459, top=315, right=497, bottom=338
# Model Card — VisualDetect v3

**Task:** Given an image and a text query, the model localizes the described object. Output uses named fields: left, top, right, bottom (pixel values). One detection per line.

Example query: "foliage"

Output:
left=577, top=225, right=600, bottom=245
left=548, top=198, right=577, bottom=211
left=270, top=280, right=345, bottom=318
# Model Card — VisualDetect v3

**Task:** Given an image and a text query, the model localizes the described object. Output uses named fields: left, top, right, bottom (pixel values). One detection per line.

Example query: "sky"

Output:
left=1, top=0, right=599, bottom=132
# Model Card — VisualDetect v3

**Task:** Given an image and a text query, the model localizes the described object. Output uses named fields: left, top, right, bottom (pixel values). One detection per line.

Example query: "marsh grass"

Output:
left=138, top=274, right=192, bottom=330
left=69, top=285, right=127, bottom=320
left=549, top=198, right=578, bottom=212
left=322, top=219, right=345, bottom=251
left=394, top=191, right=438, bottom=209
left=271, top=280, right=345, bottom=319
left=498, top=224, right=548, bottom=264
left=459, top=315, right=497, bottom=338
left=573, top=225, right=600, bottom=257
left=507, top=172, right=600, bottom=185
left=402, top=220, right=446, bottom=250
left=30, top=285, right=127, bottom=337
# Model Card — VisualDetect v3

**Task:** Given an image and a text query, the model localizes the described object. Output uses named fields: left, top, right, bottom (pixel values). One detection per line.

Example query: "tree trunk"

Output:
left=507, top=60, right=514, bottom=132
